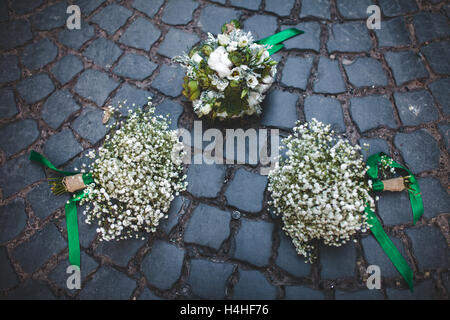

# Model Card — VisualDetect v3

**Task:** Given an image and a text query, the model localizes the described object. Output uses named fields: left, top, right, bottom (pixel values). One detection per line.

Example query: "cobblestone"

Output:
left=421, top=41, right=450, bottom=75
left=3, top=279, right=55, bottom=300
left=74, top=69, right=119, bottom=106
left=377, top=191, right=413, bottom=226
left=0, top=247, right=18, bottom=290
left=428, top=78, right=450, bottom=116
left=43, top=128, right=83, bottom=167
left=276, top=232, right=310, bottom=277
left=358, top=138, right=390, bottom=160
left=335, top=289, right=384, bottom=300
left=96, top=238, right=145, bottom=267
left=374, top=17, right=410, bottom=48
left=265, top=0, right=294, bottom=16
left=186, top=162, right=226, bottom=198
left=285, top=286, right=325, bottom=300
left=0, top=55, right=20, bottom=83
left=158, top=28, right=200, bottom=59
left=281, top=56, right=314, bottom=89
left=304, top=95, right=346, bottom=133
left=320, top=242, right=356, bottom=279
left=349, top=95, right=397, bottom=132
left=384, top=51, right=428, bottom=85
left=243, top=15, right=277, bottom=40
left=17, top=73, right=55, bottom=104
left=84, top=38, right=123, bottom=70
left=154, top=99, right=184, bottom=130
left=162, top=0, right=198, bottom=25
left=188, top=259, right=233, bottom=299
left=51, top=55, right=84, bottom=85
left=0, top=19, right=32, bottom=49
left=261, top=90, right=298, bottom=130
left=91, top=4, right=132, bottom=35
left=413, top=12, right=450, bottom=44
left=313, top=57, right=346, bottom=93
left=42, top=89, right=81, bottom=129
left=119, top=17, right=161, bottom=51
left=21, top=39, right=58, bottom=70
left=114, top=53, right=157, bottom=81
left=0, top=88, right=17, bottom=119
left=378, top=0, right=418, bottom=17
left=0, top=198, right=27, bottom=244
left=394, top=90, right=438, bottom=126
left=386, top=280, right=433, bottom=300
left=233, top=269, right=276, bottom=300
left=27, top=182, right=69, bottom=220
left=0, top=119, right=39, bottom=157
left=418, top=177, right=450, bottom=219
left=132, top=0, right=163, bottom=18
left=336, top=0, right=374, bottom=19
left=31, top=2, right=67, bottom=30
left=72, top=106, right=108, bottom=144
left=198, top=5, right=239, bottom=35
left=327, top=22, right=372, bottom=53
left=151, top=64, right=184, bottom=97
left=58, top=21, right=94, bottom=50
left=300, top=0, right=330, bottom=20
left=344, top=58, right=388, bottom=87
left=281, top=22, right=321, bottom=51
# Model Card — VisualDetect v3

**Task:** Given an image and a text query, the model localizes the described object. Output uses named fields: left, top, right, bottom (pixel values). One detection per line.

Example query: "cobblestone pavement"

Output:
left=0, top=0, right=449, bottom=300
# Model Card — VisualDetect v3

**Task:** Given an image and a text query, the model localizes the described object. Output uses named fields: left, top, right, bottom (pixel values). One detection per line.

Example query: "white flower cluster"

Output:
left=80, top=100, right=187, bottom=241
left=268, top=119, right=374, bottom=262
left=173, top=23, right=277, bottom=119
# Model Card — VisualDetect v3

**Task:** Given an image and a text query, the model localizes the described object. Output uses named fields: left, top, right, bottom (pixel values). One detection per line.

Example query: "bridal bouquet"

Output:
left=78, top=101, right=187, bottom=241
left=173, top=20, right=278, bottom=119
left=268, top=119, right=375, bottom=262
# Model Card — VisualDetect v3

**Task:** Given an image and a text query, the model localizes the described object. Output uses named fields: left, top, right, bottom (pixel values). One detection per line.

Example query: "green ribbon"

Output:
left=29, top=151, right=92, bottom=267
left=365, top=152, right=424, bottom=291
left=256, top=28, right=304, bottom=55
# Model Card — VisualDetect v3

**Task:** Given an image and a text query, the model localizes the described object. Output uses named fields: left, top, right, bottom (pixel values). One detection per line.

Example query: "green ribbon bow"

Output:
left=30, top=151, right=93, bottom=267
left=365, top=152, right=424, bottom=291
left=256, top=28, right=304, bottom=55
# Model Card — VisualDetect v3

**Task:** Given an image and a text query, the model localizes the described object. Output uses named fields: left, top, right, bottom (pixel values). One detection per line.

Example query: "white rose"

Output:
left=218, top=34, right=230, bottom=46
left=227, top=67, right=242, bottom=81
left=246, top=74, right=258, bottom=89
left=208, top=46, right=233, bottom=78
left=191, top=53, right=203, bottom=64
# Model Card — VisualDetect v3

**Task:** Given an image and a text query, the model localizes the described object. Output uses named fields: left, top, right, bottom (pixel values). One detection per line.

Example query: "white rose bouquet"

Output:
left=173, top=20, right=278, bottom=119
left=79, top=100, right=187, bottom=241
left=268, top=119, right=375, bottom=262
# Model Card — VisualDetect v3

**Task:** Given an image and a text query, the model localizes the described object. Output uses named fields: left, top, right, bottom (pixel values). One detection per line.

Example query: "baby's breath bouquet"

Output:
left=268, top=119, right=375, bottom=262
left=173, top=20, right=278, bottom=119
left=79, top=100, right=187, bottom=241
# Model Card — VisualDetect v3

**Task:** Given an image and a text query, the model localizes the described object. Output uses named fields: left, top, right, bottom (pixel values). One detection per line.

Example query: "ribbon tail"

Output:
left=65, top=199, right=81, bottom=267
left=256, top=28, right=304, bottom=55
left=366, top=208, right=414, bottom=291
left=29, top=150, right=76, bottom=176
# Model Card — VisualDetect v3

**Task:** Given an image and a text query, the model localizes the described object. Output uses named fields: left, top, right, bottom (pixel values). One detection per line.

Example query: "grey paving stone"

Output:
left=31, top=2, right=67, bottom=30
left=119, top=17, right=161, bottom=51
left=384, top=51, right=429, bottom=86
left=386, top=280, right=433, bottom=300
left=313, top=57, right=346, bottom=94
left=74, top=69, right=119, bottom=106
left=13, top=223, right=66, bottom=273
left=335, top=289, right=384, bottom=300
left=51, top=55, right=84, bottom=85
left=281, top=56, right=314, bottom=89
left=421, top=40, right=450, bottom=74
left=0, top=247, right=19, bottom=290
left=230, top=0, right=260, bottom=10
left=406, top=226, right=449, bottom=270
left=188, top=259, right=234, bottom=299
left=132, top=0, right=163, bottom=17
left=285, top=286, right=324, bottom=300
left=234, top=218, right=273, bottom=267
left=429, top=77, right=450, bottom=116
left=17, top=73, right=55, bottom=104
left=304, top=95, right=346, bottom=133
left=281, top=22, right=321, bottom=51
left=394, top=90, right=438, bottom=126
left=43, top=129, right=83, bottom=167
left=418, top=177, right=450, bottom=219
left=110, top=83, right=152, bottom=115
left=0, top=88, right=17, bottom=119
left=261, top=90, right=298, bottom=130
left=184, top=204, right=231, bottom=249
left=11, top=0, right=43, bottom=14
left=438, top=123, right=449, bottom=152
left=0, top=198, right=27, bottom=243
left=72, top=106, right=108, bottom=144
left=0, top=19, right=32, bottom=49
left=154, top=99, right=184, bottom=130
left=362, top=235, right=408, bottom=277
left=198, top=5, right=240, bottom=35
left=96, top=238, right=145, bottom=267
left=0, top=154, right=45, bottom=198
left=49, top=251, right=98, bottom=290
left=27, top=182, right=69, bottom=220
left=142, top=240, right=185, bottom=289
left=276, top=232, right=310, bottom=277
left=224, top=168, right=267, bottom=213
left=0, top=0, right=7, bottom=22
left=158, top=28, right=200, bottom=58
left=265, top=0, right=294, bottom=16
left=0, top=119, right=39, bottom=157
left=91, top=3, right=132, bottom=35
left=83, top=37, right=123, bottom=70
left=443, top=272, right=450, bottom=295
left=21, top=39, right=58, bottom=70
left=379, top=0, right=418, bottom=17
left=350, top=95, right=397, bottom=132
left=42, top=89, right=81, bottom=129
left=73, top=0, right=106, bottom=15
left=300, top=0, right=330, bottom=19
left=320, top=242, right=356, bottom=279
left=151, top=64, right=185, bottom=97
left=113, top=53, right=157, bottom=80
left=162, top=0, right=198, bottom=25
left=243, top=14, right=277, bottom=40
left=138, top=288, right=162, bottom=300
left=374, top=17, right=411, bottom=48
left=413, top=12, right=450, bottom=44
left=76, top=204, right=99, bottom=248
left=0, top=55, right=20, bottom=83
left=161, top=196, right=190, bottom=233
left=186, top=161, right=225, bottom=198
left=2, top=279, right=55, bottom=300
left=394, top=129, right=440, bottom=174
left=58, top=21, right=95, bottom=50
left=233, top=269, right=276, bottom=300
left=336, top=0, right=374, bottom=19
left=359, top=138, right=390, bottom=161
left=327, top=22, right=372, bottom=53
left=344, top=58, right=388, bottom=87
left=79, top=266, right=136, bottom=299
